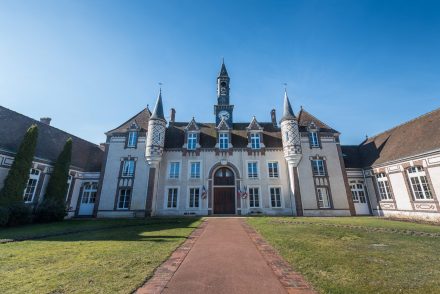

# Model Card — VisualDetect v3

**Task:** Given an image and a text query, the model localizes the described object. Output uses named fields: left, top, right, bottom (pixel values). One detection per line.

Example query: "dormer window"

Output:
left=127, top=131, right=138, bottom=148
left=219, top=133, right=229, bottom=150
left=250, top=133, right=261, bottom=149
left=309, top=131, right=319, bottom=148
left=187, top=133, right=197, bottom=150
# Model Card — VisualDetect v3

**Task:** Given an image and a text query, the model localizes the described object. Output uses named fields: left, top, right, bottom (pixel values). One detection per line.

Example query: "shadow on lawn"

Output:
left=4, top=218, right=202, bottom=243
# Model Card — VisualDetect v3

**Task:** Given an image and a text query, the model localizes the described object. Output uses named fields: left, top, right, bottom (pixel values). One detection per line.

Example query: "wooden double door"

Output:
left=214, top=187, right=236, bottom=214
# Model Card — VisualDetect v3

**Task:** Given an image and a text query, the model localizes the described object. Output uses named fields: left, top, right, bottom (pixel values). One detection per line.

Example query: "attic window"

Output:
left=127, top=131, right=137, bottom=147
left=309, top=131, right=319, bottom=148
left=250, top=133, right=260, bottom=149
left=187, top=133, right=197, bottom=150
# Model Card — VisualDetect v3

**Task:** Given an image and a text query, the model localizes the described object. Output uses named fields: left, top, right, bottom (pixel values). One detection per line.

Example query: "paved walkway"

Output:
left=137, top=218, right=315, bottom=294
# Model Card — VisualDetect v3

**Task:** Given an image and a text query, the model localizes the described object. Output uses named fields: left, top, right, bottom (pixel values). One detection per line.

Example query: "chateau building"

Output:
left=1, top=62, right=440, bottom=220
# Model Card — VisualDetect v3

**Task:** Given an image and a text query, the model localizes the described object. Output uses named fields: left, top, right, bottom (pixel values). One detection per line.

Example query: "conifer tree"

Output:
left=0, top=125, right=38, bottom=226
left=36, top=138, right=72, bottom=222
left=0, top=125, right=39, bottom=204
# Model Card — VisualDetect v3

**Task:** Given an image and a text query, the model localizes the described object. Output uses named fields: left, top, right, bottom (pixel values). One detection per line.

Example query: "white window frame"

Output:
left=312, top=159, right=326, bottom=176
left=407, top=166, right=433, bottom=200
left=309, top=131, right=319, bottom=147
left=189, top=161, right=201, bottom=179
left=267, top=161, right=279, bottom=178
left=168, top=161, right=181, bottom=179
left=269, top=186, right=283, bottom=208
left=317, top=187, right=331, bottom=208
left=188, top=187, right=201, bottom=209
left=127, top=131, right=138, bottom=147
left=219, top=132, right=229, bottom=150
left=81, top=182, right=98, bottom=204
left=187, top=132, right=197, bottom=150
left=247, top=161, right=259, bottom=179
left=350, top=180, right=367, bottom=203
left=23, top=168, right=40, bottom=203
left=376, top=173, right=393, bottom=200
left=165, top=187, right=179, bottom=209
left=122, top=160, right=135, bottom=178
left=117, top=188, right=131, bottom=210
left=250, top=133, right=261, bottom=149
left=65, top=175, right=73, bottom=201
left=248, top=186, right=260, bottom=208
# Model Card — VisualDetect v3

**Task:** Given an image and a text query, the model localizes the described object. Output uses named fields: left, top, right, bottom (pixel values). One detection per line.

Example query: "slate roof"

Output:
left=106, top=108, right=151, bottom=135
left=164, top=108, right=338, bottom=149
left=341, top=145, right=363, bottom=169
left=297, top=108, right=339, bottom=133
left=357, top=107, right=440, bottom=167
left=165, top=122, right=283, bottom=149
left=0, top=106, right=103, bottom=172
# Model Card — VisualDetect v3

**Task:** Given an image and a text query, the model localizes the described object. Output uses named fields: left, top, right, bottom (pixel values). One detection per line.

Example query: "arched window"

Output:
left=214, top=167, right=235, bottom=185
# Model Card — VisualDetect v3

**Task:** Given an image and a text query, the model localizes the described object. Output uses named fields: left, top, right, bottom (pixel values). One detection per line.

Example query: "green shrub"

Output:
left=7, top=203, right=32, bottom=226
left=0, top=206, right=10, bottom=226
left=35, top=199, right=67, bottom=223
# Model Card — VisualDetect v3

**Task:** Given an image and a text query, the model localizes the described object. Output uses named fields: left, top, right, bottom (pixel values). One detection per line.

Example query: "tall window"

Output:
left=249, top=187, right=260, bottom=208
left=407, top=166, right=433, bottom=200
left=219, top=133, right=229, bottom=149
left=317, top=187, right=331, bottom=208
left=248, top=162, right=258, bottom=179
left=167, top=188, right=178, bottom=208
left=250, top=133, right=260, bottom=149
left=127, top=131, right=137, bottom=147
left=376, top=173, right=393, bottom=200
left=81, top=183, right=98, bottom=204
left=118, top=188, right=131, bottom=209
left=122, top=160, right=135, bottom=177
left=268, top=162, right=279, bottom=178
left=169, top=162, right=180, bottom=179
left=189, top=187, right=200, bottom=208
left=190, top=162, right=201, bottom=179
left=23, top=168, right=40, bottom=203
left=65, top=175, right=73, bottom=201
left=309, top=132, right=319, bottom=148
left=350, top=181, right=367, bottom=203
left=312, top=159, right=326, bottom=176
left=270, top=187, right=282, bottom=208
left=187, top=133, right=197, bottom=150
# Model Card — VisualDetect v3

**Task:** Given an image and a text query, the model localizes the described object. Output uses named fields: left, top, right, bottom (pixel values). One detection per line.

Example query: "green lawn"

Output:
left=247, top=217, right=440, bottom=294
left=0, top=218, right=201, bottom=294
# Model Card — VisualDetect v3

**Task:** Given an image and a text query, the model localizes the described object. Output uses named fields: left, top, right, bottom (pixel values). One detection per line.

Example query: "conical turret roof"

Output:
left=150, top=90, right=165, bottom=121
left=219, top=59, right=229, bottom=77
left=280, top=90, right=296, bottom=122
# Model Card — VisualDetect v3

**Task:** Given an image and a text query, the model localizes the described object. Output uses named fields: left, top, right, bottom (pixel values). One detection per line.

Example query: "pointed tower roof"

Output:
left=150, top=89, right=165, bottom=121
left=246, top=116, right=263, bottom=131
left=185, top=117, right=200, bottom=131
left=218, top=59, right=229, bottom=77
left=280, top=89, right=296, bottom=122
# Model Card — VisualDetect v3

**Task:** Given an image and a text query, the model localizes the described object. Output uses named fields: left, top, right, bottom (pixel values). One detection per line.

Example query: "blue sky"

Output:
left=1, top=0, right=439, bottom=145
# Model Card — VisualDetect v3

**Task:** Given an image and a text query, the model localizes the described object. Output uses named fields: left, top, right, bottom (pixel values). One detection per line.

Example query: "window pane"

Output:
left=169, top=162, right=180, bottom=179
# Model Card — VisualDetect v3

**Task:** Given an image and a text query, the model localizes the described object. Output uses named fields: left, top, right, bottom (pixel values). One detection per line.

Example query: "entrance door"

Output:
left=350, top=180, right=370, bottom=215
left=214, top=187, right=235, bottom=214
left=78, top=183, right=97, bottom=216
left=213, top=167, right=236, bottom=214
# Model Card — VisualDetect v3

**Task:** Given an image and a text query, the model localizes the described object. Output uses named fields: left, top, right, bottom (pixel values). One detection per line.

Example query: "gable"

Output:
left=106, top=108, right=150, bottom=136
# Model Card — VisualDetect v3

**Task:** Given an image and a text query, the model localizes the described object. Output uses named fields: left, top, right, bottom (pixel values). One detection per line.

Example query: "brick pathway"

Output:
left=136, top=218, right=315, bottom=294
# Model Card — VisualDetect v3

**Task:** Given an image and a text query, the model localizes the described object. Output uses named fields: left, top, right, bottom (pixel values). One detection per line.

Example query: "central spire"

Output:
left=219, top=58, right=229, bottom=77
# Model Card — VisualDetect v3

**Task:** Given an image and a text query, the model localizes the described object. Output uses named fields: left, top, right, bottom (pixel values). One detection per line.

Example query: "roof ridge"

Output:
left=105, top=107, right=149, bottom=134
left=297, top=107, right=336, bottom=131
left=363, top=106, right=440, bottom=144
left=0, top=105, right=101, bottom=148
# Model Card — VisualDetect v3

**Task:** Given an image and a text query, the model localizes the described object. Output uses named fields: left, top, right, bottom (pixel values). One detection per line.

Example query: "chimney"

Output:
left=170, top=108, right=176, bottom=125
left=270, top=109, right=277, bottom=127
left=40, top=117, right=52, bottom=125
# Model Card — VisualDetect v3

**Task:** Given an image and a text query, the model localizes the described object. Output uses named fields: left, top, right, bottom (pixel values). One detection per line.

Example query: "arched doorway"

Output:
left=213, top=167, right=236, bottom=214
